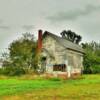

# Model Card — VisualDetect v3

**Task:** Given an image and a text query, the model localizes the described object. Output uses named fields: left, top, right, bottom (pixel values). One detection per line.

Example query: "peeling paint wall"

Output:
left=42, top=35, right=83, bottom=75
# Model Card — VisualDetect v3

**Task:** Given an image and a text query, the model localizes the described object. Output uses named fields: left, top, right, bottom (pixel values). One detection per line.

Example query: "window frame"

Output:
left=53, top=64, right=66, bottom=72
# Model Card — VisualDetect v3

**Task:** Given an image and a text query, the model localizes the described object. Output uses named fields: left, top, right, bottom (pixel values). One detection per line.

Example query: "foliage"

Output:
left=60, top=30, right=82, bottom=44
left=82, top=41, right=100, bottom=74
left=2, top=33, right=38, bottom=75
left=0, top=67, right=26, bottom=76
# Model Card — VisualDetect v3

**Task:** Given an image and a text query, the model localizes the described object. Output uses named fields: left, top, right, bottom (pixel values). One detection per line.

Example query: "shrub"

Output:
left=0, top=67, right=26, bottom=76
left=91, top=65, right=100, bottom=74
left=83, top=66, right=92, bottom=74
left=83, top=65, right=100, bottom=74
left=82, top=41, right=100, bottom=74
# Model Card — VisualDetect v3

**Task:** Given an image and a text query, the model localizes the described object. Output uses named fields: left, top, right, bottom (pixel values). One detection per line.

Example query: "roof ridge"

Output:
left=44, top=31, right=81, bottom=45
left=43, top=31, right=84, bottom=53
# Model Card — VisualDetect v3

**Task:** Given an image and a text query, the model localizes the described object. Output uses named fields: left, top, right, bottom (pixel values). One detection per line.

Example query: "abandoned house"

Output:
left=37, top=30, right=84, bottom=78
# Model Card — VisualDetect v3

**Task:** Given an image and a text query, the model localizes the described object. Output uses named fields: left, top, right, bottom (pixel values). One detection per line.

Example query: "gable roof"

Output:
left=43, top=31, right=84, bottom=54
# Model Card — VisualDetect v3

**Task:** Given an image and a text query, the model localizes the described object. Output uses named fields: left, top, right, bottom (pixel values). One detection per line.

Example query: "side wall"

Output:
left=42, top=35, right=67, bottom=65
left=42, top=35, right=83, bottom=76
left=67, top=49, right=83, bottom=74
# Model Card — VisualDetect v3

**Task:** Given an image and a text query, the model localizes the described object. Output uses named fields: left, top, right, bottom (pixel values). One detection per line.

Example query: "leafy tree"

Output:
left=60, top=30, right=82, bottom=44
left=3, top=33, right=38, bottom=71
left=82, top=41, right=100, bottom=74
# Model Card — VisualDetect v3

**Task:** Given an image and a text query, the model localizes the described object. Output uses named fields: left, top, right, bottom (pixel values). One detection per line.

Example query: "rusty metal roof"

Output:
left=43, top=31, right=84, bottom=53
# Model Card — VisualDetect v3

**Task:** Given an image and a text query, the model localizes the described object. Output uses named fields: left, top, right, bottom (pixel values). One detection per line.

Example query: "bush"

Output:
left=83, top=66, right=92, bottom=74
left=91, top=65, right=100, bottom=74
left=83, top=65, right=100, bottom=74
left=82, top=41, right=100, bottom=74
left=0, top=67, right=26, bottom=76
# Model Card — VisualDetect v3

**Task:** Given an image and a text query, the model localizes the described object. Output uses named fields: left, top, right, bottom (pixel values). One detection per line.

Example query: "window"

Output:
left=53, top=64, right=66, bottom=72
left=41, top=57, right=47, bottom=61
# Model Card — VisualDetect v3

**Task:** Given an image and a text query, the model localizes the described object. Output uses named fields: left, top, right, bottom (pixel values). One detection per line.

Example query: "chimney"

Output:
left=37, top=29, right=42, bottom=53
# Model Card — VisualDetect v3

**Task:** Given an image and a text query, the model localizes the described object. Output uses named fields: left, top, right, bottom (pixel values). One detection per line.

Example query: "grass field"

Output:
left=0, top=74, right=100, bottom=100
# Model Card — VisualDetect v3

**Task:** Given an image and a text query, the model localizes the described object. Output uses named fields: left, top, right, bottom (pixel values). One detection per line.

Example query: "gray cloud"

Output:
left=22, top=25, right=34, bottom=30
left=47, top=4, right=100, bottom=22
left=0, top=19, right=3, bottom=24
left=0, top=19, right=10, bottom=30
left=0, top=25, right=10, bottom=30
left=0, top=0, right=100, bottom=51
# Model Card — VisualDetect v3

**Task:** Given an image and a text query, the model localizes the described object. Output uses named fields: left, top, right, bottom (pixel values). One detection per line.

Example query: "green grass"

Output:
left=0, top=78, right=61, bottom=96
left=0, top=74, right=100, bottom=100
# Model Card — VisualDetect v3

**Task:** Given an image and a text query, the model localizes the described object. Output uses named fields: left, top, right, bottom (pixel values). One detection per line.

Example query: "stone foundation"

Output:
left=45, top=73, right=54, bottom=78
left=71, top=72, right=81, bottom=79
left=57, top=73, right=68, bottom=79
left=45, top=72, right=81, bottom=79
left=46, top=72, right=67, bottom=79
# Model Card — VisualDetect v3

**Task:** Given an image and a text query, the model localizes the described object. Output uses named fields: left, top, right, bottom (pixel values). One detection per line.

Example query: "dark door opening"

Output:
left=41, top=56, right=47, bottom=72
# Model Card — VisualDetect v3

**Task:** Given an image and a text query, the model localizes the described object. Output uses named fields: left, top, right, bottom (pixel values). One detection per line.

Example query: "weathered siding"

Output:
left=42, top=35, right=56, bottom=64
left=67, top=49, right=83, bottom=74
left=42, top=35, right=66, bottom=64
left=42, top=35, right=83, bottom=76
left=54, top=41, right=66, bottom=64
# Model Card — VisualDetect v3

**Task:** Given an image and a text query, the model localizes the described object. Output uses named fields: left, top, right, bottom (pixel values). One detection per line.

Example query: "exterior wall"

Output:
left=67, top=49, right=83, bottom=75
left=42, top=36, right=56, bottom=73
left=0, top=63, right=2, bottom=68
left=0, top=59, right=3, bottom=68
left=42, top=35, right=67, bottom=71
left=42, top=35, right=67, bottom=63
left=42, top=35, right=83, bottom=78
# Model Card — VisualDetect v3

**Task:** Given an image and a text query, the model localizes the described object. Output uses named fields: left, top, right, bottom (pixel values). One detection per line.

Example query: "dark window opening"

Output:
left=41, top=57, right=47, bottom=61
left=53, top=64, right=66, bottom=72
left=41, top=57, right=47, bottom=72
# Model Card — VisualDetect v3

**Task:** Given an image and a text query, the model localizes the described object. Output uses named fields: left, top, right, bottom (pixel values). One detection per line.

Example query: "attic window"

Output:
left=53, top=64, right=66, bottom=72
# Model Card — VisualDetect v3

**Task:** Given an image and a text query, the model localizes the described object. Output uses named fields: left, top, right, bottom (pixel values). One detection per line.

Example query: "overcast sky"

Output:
left=0, top=0, right=100, bottom=54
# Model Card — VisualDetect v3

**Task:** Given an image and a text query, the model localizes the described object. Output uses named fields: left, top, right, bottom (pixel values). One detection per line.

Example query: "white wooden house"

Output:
left=37, top=30, right=84, bottom=78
